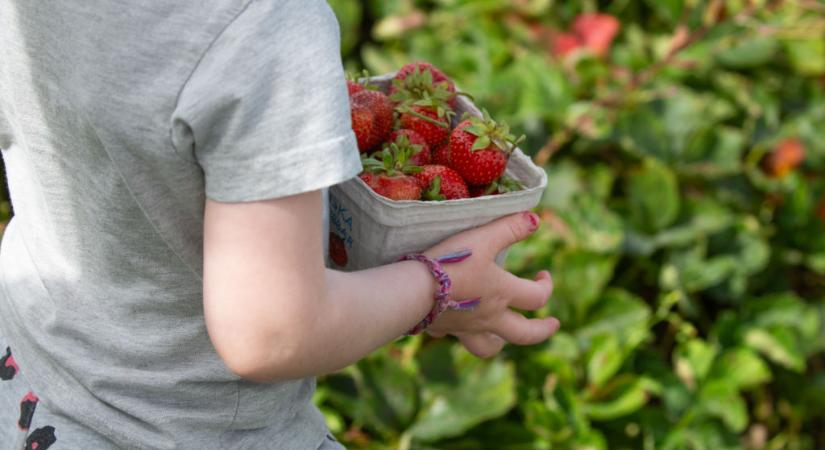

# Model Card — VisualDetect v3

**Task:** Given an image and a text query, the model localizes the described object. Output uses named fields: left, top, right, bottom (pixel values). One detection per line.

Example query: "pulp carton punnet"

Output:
left=327, top=73, right=548, bottom=271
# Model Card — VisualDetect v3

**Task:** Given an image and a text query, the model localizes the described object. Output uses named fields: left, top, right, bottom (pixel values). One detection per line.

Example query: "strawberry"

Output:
left=388, top=129, right=430, bottom=166
left=390, top=62, right=459, bottom=108
left=347, top=80, right=364, bottom=96
left=358, top=171, right=379, bottom=189
left=415, top=165, right=469, bottom=200
left=346, top=69, right=376, bottom=96
left=359, top=143, right=423, bottom=201
left=350, top=107, right=374, bottom=152
left=432, top=142, right=451, bottom=166
left=394, top=62, right=455, bottom=93
left=469, top=175, right=524, bottom=197
left=350, top=90, right=393, bottom=152
left=468, top=185, right=486, bottom=198
left=397, top=101, right=453, bottom=148
left=373, top=175, right=421, bottom=200
left=763, top=137, right=805, bottom=178
left=448, top=111, right=525, bottom=186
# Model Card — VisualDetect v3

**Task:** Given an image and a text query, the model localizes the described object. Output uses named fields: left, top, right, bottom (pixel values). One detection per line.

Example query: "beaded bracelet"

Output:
left=398, top=249, right=481, bottom=336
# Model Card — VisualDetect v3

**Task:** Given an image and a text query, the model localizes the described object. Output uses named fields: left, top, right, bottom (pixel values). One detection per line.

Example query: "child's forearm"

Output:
left=243, top=261, right=437, bottom=382
left=202, top=193, right=555, bottom=383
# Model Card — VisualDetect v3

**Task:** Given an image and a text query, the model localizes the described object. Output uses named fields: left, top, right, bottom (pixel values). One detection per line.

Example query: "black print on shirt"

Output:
left=25, top=425, right=57, bottom=450
left=18, top=391, right=38, bottom=431
left=0, top=346, right=18, bottom=380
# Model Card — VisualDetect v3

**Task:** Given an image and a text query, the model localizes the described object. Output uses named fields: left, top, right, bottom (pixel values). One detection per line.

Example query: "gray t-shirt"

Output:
left=0, top=1, right=361, bottom=449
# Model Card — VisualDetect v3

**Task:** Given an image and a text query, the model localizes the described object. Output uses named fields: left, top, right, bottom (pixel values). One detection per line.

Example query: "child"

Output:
left=0, top=0, right=560, bottom=448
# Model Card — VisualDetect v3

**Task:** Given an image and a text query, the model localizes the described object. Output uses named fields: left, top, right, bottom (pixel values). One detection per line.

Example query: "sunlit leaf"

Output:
left=411, top=344, right=516, bottom=441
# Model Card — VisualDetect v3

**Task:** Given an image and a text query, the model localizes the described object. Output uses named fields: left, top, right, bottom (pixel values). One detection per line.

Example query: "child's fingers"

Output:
left=461, top=211, right=539, bottom=256
left=500, top=270, right=553, bottom=311
left=490, top=311, right=560, bottom=346
left=457, top=332, right=505, bottom=359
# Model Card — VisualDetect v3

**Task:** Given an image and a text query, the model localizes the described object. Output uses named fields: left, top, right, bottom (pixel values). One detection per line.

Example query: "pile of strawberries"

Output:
left=348, top=62, right=525, bottom=201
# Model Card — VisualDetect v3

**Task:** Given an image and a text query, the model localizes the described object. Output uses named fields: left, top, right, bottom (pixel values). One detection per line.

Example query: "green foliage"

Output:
left=319, top=1, right=825, bottom=449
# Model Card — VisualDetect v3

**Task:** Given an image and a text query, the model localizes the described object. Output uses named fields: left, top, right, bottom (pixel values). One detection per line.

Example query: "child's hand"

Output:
left=423, top=211, right=560, bottom=358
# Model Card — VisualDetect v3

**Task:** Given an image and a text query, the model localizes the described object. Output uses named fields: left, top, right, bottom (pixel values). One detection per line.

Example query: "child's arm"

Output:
left=203, top=189, right=558, bottom=382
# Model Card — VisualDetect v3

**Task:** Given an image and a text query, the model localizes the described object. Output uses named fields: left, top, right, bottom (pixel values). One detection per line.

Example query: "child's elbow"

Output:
left=208, top=325, right=305, bottom=383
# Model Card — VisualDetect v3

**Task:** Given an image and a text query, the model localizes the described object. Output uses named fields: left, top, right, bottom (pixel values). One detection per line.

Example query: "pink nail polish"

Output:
left=524, top=212, right=539, bottom=231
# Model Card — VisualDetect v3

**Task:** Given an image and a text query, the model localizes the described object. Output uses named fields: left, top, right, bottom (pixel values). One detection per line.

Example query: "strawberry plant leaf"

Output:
left=410, top=345, right=516, bottom=442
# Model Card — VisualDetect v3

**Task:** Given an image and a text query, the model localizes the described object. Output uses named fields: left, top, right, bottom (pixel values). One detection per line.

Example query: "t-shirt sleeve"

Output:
left=171, top=0, right=362, bottom=203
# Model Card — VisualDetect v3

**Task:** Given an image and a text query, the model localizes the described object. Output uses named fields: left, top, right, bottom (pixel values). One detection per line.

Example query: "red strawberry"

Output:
left=469, top=185, right=486, bottom=198
left=358, top=172, right=379, bottom=189
left=394, top=62, right=455, bottom=92
left=389, top=129, right=430, bottom=166
left=414, top=165, right=469, bottom=200
left=397, top=102, right=453, bottom=148
left=432, top=142, right=451, bottom=166
left=390, top=62, right=458, bottom=108
left=347, top=80, right=364, bottom=96
left=359, top=143, right=423, bottom=201
left=448, top=111, right=525, bottom=186
left=350, top=90, right=393, bottom=152
left=350, top=107, right=374, bottom=152
left=372, top=175, right=421, bottom=200
left=346, top=69, right=375, bottom=95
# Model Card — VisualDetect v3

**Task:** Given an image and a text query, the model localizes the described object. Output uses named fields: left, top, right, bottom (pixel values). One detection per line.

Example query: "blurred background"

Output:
left=2, top=0, right=824, bottom=449
left=315, top=0, right=825, bottom=449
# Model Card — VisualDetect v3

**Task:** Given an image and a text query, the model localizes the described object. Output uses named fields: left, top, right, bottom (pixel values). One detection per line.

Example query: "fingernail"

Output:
left=549, top=317, right=561, bottom=333
left=541, top=270, right=554, bottom=289
left=524, top=212, right=540, bottom=231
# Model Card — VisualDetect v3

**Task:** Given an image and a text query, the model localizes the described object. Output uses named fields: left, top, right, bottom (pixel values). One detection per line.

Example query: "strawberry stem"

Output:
left=403, top=108, right=450, bottom=128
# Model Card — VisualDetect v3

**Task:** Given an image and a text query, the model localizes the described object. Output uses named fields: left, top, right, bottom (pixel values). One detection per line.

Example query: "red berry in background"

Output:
left=763, top=137, right=806, bottom=178
left=350, top=90, right=393, bottom=152
left=448, top=111, right=525, bottom=186
left=398, top=103, right=452, bottom=148
left=550, top=13, right=620, bottom=60
left=551, top=32, right=582, bottom=59
left=388, top=129, right=431, bottom=166
left=573, top=13, right=620, bottom=57
left=432, top=142, right=451, bottom=166
left=817, top=195, right=825, bottom=222
left=414, top=165, right=469, bottom=200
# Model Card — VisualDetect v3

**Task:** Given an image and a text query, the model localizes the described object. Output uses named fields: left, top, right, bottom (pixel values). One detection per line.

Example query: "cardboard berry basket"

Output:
left=327, top=73, right=547, bottom=271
